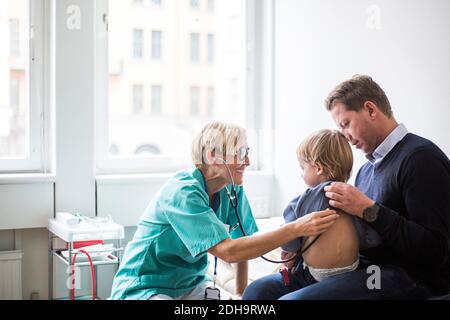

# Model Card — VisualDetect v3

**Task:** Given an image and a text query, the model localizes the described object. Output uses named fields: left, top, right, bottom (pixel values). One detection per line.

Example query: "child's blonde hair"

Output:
left=297, top=129, right=353, bottom=182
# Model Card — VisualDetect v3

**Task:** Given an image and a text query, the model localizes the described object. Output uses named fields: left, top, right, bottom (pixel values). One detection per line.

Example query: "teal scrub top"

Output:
left=110, top=167, right=258, bottom=300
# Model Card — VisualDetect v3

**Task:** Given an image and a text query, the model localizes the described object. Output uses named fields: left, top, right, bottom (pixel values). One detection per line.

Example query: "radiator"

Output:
left=0, top=250, right=23, bottom=300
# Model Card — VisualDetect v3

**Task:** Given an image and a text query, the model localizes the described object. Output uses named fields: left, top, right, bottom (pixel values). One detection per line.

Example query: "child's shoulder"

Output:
left=294, top=181, right=334, bottom=215
left=303, top=180, right=333, bottom=197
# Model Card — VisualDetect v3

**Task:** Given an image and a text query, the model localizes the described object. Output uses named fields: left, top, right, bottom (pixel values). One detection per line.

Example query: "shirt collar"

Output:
left=366, top=123, right=408, bottom=164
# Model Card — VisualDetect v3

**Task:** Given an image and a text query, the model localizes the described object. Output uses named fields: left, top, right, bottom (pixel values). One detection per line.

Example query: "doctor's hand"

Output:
left=324, top=182, right=374, bottom=218
left=294, top=209, right=339, bottom=237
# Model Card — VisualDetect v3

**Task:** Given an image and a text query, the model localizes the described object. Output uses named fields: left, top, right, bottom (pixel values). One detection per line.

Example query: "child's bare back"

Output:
left=302, top=212, right=359, bottom=269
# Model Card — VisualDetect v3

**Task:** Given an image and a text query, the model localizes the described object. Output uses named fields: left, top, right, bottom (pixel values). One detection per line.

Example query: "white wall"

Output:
left=274, top=0, right=450, bottom=212
left=55, top=0, right=96, bottom=217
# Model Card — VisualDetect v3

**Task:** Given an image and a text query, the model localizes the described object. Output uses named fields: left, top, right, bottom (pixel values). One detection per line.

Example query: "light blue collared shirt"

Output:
left=366, top=123, right=409, bottom=165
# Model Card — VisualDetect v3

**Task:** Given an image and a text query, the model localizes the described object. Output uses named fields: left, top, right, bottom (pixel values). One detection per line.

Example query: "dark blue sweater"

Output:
left=355, top=133, right=450, bottom=294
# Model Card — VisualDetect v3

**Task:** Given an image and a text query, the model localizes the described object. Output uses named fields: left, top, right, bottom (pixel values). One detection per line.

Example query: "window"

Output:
left=190, top=33, right=200, bottom=63
left=97, top=0, right=265, bottom=173
left=190, top=86, right=200, bottom=116
left=208, top=0, right=214, bottom=11
left=132, top=29, right=143, bottom=59
left=10, top=78, right=20, bottom=113
left=190, top=0, right=200, bottom=9
left=152, top=31, right=162, bottom=60
left=9, top=19, right=20, bottom=57
left=152, top=0, right=162, bottom=6
left=133, top=84, right=144, bottom=113
left=207, top=34, right=214, bottom=63
left=109, top=144, right=120, bottom=156
left=1, top=0, right=46, bottom=172
left=207, top=86, right=214, bottom=116
left=151, top=85, right=162, bottom=115
left=135, top=144, right=160, bottom=155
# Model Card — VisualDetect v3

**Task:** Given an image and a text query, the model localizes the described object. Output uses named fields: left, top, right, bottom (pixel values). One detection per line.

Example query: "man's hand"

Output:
left=280, top=250, right=296, bottom=270
left=324, top=182, right=375, bottom=218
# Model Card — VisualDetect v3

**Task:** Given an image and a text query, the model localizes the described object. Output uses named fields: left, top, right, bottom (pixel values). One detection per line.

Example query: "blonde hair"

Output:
left=297, top=129, right=353, bottom=182
left=191, top=122, right=247, bottom=168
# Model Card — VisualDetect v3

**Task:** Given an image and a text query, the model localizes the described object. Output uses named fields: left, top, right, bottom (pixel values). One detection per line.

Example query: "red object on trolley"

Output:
left=66, top=240, right=104, bottom=250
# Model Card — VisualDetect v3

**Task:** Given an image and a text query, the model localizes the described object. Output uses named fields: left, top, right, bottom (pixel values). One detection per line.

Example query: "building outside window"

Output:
left=190, top=86, right=200, bottom=116
left=151, top=85, right=162, bottom=115
left=207, top=86, right=214, bottom=116
left=207, top=34, right=214, bottom=63
left=133, top=84, right=144, bottom=113
left=132, top=29, right=143, bottom=59
left=152, top=30, right=162, bottom=60
left=190, top=0, right=200, bottom=9
left=208, top=0, right=214, bottom=12
left=99, top=0, right=253, bottom=173
left=9, top=19, right=20, bottom=57
left=190, top=33, right=200, bottom=63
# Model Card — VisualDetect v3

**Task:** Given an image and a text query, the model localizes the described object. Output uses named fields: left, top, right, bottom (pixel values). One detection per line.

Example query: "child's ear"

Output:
left=315, top=162, right=324, bottom=176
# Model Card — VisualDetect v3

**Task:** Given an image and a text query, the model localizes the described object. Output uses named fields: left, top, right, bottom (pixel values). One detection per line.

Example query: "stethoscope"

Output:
left=217, top=158, right=321, bottom=264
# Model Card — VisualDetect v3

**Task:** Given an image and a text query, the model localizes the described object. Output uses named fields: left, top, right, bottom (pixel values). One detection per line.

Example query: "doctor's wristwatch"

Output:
left=362, top=202, right=380, bottom=222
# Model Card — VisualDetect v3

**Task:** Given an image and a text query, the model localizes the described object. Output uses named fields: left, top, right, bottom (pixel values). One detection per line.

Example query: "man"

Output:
left=323, top=75, right=450, bottom=299
left=243, top=75, right=449, bottom=300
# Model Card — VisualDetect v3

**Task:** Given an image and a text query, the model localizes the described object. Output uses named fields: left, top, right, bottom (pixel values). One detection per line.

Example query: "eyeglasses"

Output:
left=236, top=146, right=250, bottom=161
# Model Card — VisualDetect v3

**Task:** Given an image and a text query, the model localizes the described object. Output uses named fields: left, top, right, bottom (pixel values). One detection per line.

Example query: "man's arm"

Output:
left=324, top=149, right=450, bottom=267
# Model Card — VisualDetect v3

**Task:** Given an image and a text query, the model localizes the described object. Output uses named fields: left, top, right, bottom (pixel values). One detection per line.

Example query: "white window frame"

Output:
left=0, top=0, right=50, bottom=174
left=95, top=0, right=274, bottom=174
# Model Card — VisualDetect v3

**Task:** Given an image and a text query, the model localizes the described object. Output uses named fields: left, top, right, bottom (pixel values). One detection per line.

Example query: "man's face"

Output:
left=330, top=102, right=378, bottom=155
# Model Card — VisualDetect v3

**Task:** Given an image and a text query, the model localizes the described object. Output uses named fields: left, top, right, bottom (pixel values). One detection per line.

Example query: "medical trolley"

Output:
left=47, top=214, right=124, bottom=300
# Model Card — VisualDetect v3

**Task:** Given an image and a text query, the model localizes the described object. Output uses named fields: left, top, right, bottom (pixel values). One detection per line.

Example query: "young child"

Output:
left=281, top=129, right=360, bottom=282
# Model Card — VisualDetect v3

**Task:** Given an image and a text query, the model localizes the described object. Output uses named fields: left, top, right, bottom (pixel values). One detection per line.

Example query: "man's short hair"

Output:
left=325, top=75, right=393, bottom=118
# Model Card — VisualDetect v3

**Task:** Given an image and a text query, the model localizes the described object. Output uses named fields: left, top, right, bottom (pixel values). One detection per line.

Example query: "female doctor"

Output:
left=110, top=122, right=339, bottom=300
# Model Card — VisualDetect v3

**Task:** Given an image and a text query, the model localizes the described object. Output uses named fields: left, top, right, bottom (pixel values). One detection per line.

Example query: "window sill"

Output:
left=95, top=170, right=273, bottom=185
left=0, top=173, right=56, bottom=184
